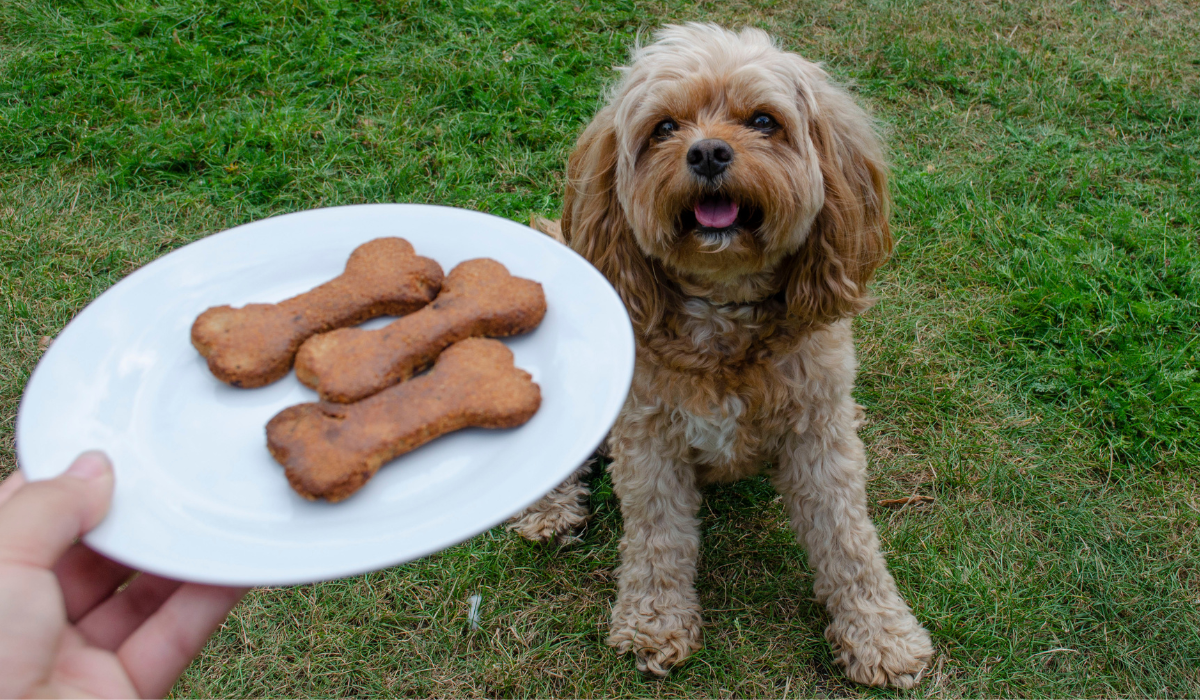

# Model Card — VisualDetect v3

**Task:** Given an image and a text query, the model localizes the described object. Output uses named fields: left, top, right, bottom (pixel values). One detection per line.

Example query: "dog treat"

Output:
left=192, top=238, right=443, bottom=388
left=267, top=338, right=541, bottom=502
left=294, top=258, right=545, bottom=403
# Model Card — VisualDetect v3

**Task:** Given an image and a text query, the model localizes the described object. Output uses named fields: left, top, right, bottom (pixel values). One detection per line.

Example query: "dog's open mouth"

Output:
left=696, top=196, right=739, bottom=229
left=679, top=195, right=763, bottom=246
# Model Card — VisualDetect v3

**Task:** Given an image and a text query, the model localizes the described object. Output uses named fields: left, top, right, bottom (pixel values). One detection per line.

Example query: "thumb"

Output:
left=0, top=452, right=114, bottom=569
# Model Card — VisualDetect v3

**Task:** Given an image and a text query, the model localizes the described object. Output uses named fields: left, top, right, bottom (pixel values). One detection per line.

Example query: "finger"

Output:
left=0, top=566, right=65, bottom=698
left=76, top=574, right=183, bottom=651
left=0, top=469, right=27, bottom=506
left=0, top=452, right=113, bottom=569
left=54, top=544, right=135, bottom=622
left=38, top=628, right=139, bottom=699
left=117, top=584, right=249, bottom=699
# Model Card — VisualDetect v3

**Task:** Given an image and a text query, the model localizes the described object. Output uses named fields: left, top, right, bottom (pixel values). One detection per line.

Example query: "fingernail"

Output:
left=67, top=451, right=112, bottom=481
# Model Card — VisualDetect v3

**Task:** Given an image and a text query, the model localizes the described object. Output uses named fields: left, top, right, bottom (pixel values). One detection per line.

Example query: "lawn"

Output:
left=2, top=0, right=1199, bottom=696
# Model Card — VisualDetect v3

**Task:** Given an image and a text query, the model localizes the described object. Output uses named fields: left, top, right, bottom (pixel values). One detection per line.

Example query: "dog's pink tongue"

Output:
left=695, top=197, right=738, bottom=228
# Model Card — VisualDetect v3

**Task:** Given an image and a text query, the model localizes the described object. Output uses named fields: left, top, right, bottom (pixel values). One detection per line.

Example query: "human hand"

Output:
left=0, top=452, right=248, bottom=698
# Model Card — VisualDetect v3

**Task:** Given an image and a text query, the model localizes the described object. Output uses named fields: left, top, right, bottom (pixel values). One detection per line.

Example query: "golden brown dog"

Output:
left=510, top=23, right=932, bottom=687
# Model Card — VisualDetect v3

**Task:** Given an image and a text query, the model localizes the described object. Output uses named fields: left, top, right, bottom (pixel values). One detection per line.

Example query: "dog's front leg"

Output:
left=506, top=460, right=593, bottom=544
left=773, top=401, right=933, bottom=688
left=607, top=436, right=703, bottom=677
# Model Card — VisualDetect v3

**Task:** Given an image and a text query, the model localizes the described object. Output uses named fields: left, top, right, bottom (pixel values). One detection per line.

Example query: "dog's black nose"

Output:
left=687, top=139, right=734, bottom=179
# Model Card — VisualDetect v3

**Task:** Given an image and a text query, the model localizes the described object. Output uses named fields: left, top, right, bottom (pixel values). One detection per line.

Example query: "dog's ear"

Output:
left=563, top=107, right=666, bottom=334
left=785, top=82, right=892, bottom=323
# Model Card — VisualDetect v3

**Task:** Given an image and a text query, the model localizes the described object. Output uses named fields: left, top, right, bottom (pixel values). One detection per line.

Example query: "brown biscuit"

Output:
left=294, top=258, right=545, bottom=403
left=191, top=238, right=443, bottom=388
left=267, top=337, right=541, bottom=502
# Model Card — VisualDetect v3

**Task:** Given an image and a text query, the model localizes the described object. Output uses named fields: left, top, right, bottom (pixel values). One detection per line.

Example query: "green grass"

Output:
left=2, top=0, right=1199, bottom=696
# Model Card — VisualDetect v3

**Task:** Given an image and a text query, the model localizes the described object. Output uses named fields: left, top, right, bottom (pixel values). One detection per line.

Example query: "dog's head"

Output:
left=564, top=24, right=891, bottom=333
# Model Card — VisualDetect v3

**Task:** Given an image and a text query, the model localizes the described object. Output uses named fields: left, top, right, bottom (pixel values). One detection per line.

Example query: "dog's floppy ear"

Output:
left=563, top=107, right=666, bottom=334
left=786, top=82, right=892, bottom=323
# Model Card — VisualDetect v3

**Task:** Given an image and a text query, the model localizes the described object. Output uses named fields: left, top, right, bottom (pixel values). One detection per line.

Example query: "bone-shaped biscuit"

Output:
left=267, top=337, right=541, bottom=502
left=192, top=237, right=443, bottom=388
left=294, top=258, right=545, bottom=403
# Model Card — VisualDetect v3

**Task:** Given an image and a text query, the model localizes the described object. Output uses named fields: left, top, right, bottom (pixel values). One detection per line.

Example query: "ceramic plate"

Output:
left=16, top=204, right=633, bottom=586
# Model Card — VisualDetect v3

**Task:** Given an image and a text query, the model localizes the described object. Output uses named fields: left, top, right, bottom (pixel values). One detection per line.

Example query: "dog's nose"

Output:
left=687, top=139, right=734, bottom=179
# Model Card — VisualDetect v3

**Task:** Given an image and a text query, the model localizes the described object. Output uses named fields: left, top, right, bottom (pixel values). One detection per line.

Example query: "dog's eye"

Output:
left=653, top=119, right=678, bottom=140
left=748, top=113, right=778, bottom=133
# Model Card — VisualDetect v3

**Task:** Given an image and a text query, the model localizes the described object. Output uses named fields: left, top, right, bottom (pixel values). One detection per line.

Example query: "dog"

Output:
left=510, top=23, right=933, bottom=687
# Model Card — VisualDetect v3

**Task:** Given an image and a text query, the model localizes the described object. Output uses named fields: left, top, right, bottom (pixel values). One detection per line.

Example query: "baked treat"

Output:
left=267, top=338, right=541, bottom=501
left=294, top=258, right=545, bottom=403
left=192, top=238, right=443, bottom=388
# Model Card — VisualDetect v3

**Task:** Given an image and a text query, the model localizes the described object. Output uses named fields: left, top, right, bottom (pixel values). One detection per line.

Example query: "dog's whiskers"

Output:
left=696, top=232, right=734, bottom=253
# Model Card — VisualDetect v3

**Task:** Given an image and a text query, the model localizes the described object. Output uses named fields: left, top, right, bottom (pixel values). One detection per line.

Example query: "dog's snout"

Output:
left=687, top=139, right=733, bottom=179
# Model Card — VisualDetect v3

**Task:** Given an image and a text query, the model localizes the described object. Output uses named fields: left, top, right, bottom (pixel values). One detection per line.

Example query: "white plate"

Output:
left=16, top=204, right=633, bottom=586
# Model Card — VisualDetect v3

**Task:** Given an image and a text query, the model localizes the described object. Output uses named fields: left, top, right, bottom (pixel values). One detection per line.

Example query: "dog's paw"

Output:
left=608, top=599, right=703, bottom=677
left=825, top=607, right=932, bottom=688
left=506, top=467, right=591, bottom=545
left=506, top=500, right=589, bottom=544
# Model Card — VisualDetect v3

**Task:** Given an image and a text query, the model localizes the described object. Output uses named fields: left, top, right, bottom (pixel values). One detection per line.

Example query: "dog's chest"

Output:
left=655, top=309, right=815, bottom=469
left=630, top=308, right=854, bottom=474
left=666, top=357, right=800, bottom=469
left=679, top=394, right=749, bottom=463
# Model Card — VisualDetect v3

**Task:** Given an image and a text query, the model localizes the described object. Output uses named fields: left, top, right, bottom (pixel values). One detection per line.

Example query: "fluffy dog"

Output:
left=510, top=23, right=932, bottom=687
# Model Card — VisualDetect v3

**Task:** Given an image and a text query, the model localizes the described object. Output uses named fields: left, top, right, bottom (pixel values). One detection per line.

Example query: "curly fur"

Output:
left=516, top=23, right=931, bottom=687
left=506, top=461, right=592, bottom=545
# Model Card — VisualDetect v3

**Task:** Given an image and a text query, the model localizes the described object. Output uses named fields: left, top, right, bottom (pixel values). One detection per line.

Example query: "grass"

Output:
left=2, top=0, right=1198, bottom=696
